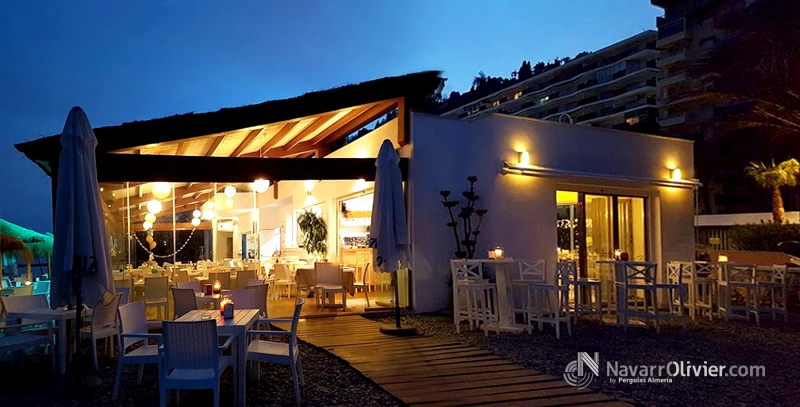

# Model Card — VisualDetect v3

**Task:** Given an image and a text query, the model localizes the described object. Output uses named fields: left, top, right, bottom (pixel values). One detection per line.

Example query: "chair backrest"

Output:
left=315, top=263, right=344, bottom=285
left=177, top=281, right=201, bottom=293
left=173, top=269, right=190, bottom=284
left=517, top=259, right=546, bottom=283
left=362, top=263, right=371, bottom=285
left=171, top=287, right=198, bottom=320
left=557, top=260, right=578, bottom=285
left=666, top=261, right=689, bottom=285
left=618, top=261, right=658, bottom=285
left=219, top=289, right=256, bottom=309
left=116, top=287, right=131, bottom=305
left=273, top=264, right=291, bottom=280
left=208, top=272, right=231, bottom=290
left=144, top=276, right=169, bottom=300
left=161, top=319, right=220, bottom=371
left=33, top=281, right=50, bottom=296
left=288, top=297, right=305, bottom=341
left=248, top=284, right=269, bottom=317
left=11, top=286, right=33, bottom=296
left=1, top=293, right=48, bottom=314
left=771, top=265, right=787, bottom=284
left=450, top=259, right=483, bottom=281
left=724, top=263, right=755, bottom=283
left=1, top=279, right=10, bottom=289
left=246, top=279, right=264, bottom=287
left=694, top=261, right=717, bottom=276
left=235, top=270, right=257, bottom=290
left=92, top=292, right=122, bottom=329
left=118, top=301, right=151, bottom=349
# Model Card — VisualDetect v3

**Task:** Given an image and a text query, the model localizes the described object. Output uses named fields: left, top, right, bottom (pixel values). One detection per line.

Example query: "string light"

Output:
left=133, top=229, right=197, bottom=258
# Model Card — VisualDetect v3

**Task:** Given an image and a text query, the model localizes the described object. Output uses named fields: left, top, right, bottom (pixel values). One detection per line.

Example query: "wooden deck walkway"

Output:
left=281, top=315, right=630, bottom=407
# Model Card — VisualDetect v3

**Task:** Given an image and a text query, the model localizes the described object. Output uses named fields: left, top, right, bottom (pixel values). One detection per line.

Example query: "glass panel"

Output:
left=556, top=191, right=580, bottom=261
left=585, top=195, right=613, bottom=279
left=617, top=197, right=646, bottom=261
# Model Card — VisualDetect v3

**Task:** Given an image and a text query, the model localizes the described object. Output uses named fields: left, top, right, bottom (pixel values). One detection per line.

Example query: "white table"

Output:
left=474, top=258, right=526, bottom=333
left=6, top=307, right=76, bottom=374
left=176, top=309, right=259, bottom=407
left=196, top=292, right=222, bottom=308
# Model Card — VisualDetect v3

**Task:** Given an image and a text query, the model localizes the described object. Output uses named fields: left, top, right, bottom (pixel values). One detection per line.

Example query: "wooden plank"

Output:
left=382, top=369, right=537, bottom=392
left=418, top=387, right=602, bottom=407
left=230, top=128, right=264, bottom=157
left=476, top=393, right=617, bottom=407
left=403, top=380, right=577, bottom=405
left=205, top=135, right=226, bottom=156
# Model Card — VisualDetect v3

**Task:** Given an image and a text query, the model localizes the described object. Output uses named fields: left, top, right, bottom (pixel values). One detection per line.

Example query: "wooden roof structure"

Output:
left=15, top=71, right=443, bottom=183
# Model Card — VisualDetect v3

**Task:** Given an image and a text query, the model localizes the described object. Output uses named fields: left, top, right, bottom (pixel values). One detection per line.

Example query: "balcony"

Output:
left=658, top=71, right=686, bottom=88
left=657, top=49, right=686, bottom=68
left=658, top=113, right=687, bottom=127
left=657, top=18, right=687, bottom=48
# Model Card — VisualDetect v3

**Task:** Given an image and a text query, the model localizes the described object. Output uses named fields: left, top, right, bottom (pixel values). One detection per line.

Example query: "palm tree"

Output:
left=745, top=158, right=800, bottom=223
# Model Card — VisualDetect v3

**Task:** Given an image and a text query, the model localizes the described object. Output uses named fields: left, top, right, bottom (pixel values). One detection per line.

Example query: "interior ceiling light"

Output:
left=152, top=182, right=171, bottom=199
left=253, top=179, right=270, bottom=193
left=193, top=209, right=202, bottom=218
left=224, top=185, right=237, bottom=198
left=191, top=217, right=201, bottom=227
left=203, top=209, right=215, bottom=220
left=146, top=200, right=162, bottom=214
left=144, top=213, right=157, bottom=223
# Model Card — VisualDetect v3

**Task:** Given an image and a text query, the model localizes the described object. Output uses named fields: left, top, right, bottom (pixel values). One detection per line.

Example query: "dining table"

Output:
left=6, top=307, right=77, bottom=374
left=473, top=258, right=526, bottom=333
left=195, top=292, right=222, bottom=308
left=176, top=309, right=259, bottom=407
left=295, top=266, right=356, bottom=296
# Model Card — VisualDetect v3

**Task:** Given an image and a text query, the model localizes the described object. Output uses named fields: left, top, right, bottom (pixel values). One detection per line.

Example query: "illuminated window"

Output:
left=491, top=100, right=500, bottom=107
left=626, top=117, right=641, bottom=125
left=514, top=91, right=523, bottom=100
left=539, top=95, right=550, bottom=104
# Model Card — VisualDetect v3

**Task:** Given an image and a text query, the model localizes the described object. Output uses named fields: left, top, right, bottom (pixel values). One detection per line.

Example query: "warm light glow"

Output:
left=142, top=221, right=153, bottom=231
left=305, top=180, right=316, bottom=193
left=202, top=200, right=215, bottom=210
left=24, top=280, right=32, bottom=286
left=614, top=249, right=621, bottom=260
left=355, top=178, right=367, bottom=190
left=146, top=143, right=159, bottom=148
left=518, top=151, right=531, bottom=166
left=144, top=213, right=157, bottom=223
left=305, top=194, right=317, bottom=206
left=212, top=280, right=222, bottom=294
left=253, top=179, right=270, bottom=193
left=202, top=209, right=215, bottom=220
left=493, top=246, right=505, bottom=259
left=670, top=167, right=682, bottom=180
left=191, top=217, right=201, bottom=227
left=99, top=187, right=104, bottom=192
left=222, top=197, right=235, bottom=210
left=717, top=254, right=728, bottom=262
left=192, top=209, right=202, bottom=218
left=152, top=182, right=171, bottom=199
left=224, top=185, right=237, bottom=198
left=146, top=200, right=163, bottom=214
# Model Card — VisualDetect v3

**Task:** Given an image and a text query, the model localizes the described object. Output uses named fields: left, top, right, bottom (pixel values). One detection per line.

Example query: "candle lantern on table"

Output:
left=489, top=246, right=505, bottom=259
left=212, top=280, right=222, bottom=294
left=220, top=295, right=234, bottom=319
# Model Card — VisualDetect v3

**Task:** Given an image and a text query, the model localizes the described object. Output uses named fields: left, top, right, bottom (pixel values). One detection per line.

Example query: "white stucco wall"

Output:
left=408, top=113, right=695, bottom=312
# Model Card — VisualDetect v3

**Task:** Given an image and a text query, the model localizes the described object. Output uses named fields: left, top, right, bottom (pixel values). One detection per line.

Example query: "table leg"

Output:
left=494, top=265, right=525, bottom=332
left=237, top=332, right=247, bottom=407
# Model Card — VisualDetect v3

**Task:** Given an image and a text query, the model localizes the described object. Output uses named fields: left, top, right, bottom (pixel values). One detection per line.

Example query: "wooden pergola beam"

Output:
left=282, top=113, right=335, bottom=151
left=230, top=128, right=264, bottom=157
left=253, top=121, right=299, bottom=157
left=205, top=135, right=226, bottom=157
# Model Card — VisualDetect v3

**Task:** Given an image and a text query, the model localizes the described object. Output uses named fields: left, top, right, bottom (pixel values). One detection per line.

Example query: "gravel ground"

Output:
left=0, top=338, right=403, bottom=407
left=368, top=313, right=800, bottom=407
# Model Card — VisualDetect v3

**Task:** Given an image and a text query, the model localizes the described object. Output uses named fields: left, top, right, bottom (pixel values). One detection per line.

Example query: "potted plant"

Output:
left=297, top=210, right=327, bottom=262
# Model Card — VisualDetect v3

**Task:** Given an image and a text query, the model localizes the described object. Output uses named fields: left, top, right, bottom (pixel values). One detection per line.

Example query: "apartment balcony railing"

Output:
left=658, top=113, right=687, bottom=127
left=657, top=18, right=687, bottom=48
left=658, top=71, right=686, bottom=88
left=657, top=49, right=687, bottom=68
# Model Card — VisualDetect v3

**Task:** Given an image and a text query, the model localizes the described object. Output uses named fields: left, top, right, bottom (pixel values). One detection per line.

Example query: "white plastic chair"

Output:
left=176, top=281, right=201, bottom=293
left=219, top=289, right=256, bottom=309
left=273, top=264, right=295, bottom=298
left=511, top=259, right=571, bottom=338
left=208, top=272, right=231, bottom=290
left=246, top=297, right=306, bottom=406
left=235, top=270, right=257, bottom=290
left=353, top=263, right=372, bottom=307
left=171, top=287, right=198, bottom=320
left=159, top=319, right=234, bottom=407
left=0, top=318, right=55, bottom=372
left=116, top=287, right=131, bottom=305
left=247, top=284, right=269, bottom=318
left=144, top=276, right=169, bottom=320
left=314, top=263, right=347, bottom=310
left=450, top=259, right=497, bottom=336
left=114, top=301, right=162, bottom=400
left=81, top=292, right=121, bottom=369
left=172, top=269, right=190, bottom=284
left=1, top=294, right=49, bottom=324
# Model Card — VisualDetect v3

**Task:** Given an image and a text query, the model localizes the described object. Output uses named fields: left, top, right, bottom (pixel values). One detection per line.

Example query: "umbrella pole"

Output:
left=379, top=270, right=417, bottom=336
left=393, top=272, right=401, bottom=328
left=68, top=277, right=101, bottom=390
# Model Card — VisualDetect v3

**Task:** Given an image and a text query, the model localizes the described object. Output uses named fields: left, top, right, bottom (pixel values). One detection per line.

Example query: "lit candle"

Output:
left=614, top=249, right=621, bottom=261
left=212, top=280, right=222, bottom=294
left=493, top=246, right=504, bottom=259
left=717, top=254, right=728, bottom=263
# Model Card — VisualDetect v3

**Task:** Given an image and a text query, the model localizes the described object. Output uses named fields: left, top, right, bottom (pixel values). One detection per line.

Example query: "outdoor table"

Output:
left=474, top=258, right=525, bottom=333
left=6, top=307, right=76, bottom=374
left=295, top=267, right=356, bottom=296
left=196, top=292, right=222, bottom=308
left=176, top=309, right=259, bottom=407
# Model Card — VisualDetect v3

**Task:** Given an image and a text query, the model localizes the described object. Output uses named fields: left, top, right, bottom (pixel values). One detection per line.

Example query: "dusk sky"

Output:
left=0, top=0, right=661, bottom=234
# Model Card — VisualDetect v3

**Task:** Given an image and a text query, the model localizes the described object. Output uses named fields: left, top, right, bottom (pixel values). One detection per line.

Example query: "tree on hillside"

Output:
left=745, top=158, right=800, bottom=223
left=518, top=60, right=532, bottom=80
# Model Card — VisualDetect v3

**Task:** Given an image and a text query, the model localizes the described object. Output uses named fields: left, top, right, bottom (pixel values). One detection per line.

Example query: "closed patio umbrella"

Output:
left=51, top=107, right=114, bottom=385
left=370, top=139, right=416, bottom=335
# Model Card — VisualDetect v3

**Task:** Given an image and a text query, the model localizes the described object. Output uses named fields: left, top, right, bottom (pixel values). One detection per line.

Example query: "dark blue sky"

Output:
left=0, top=0, right=660, bottom=233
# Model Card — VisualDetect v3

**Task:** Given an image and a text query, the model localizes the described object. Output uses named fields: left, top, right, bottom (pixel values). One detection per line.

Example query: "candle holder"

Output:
left=220, top=296, right=234, bottom=319
left=489, top=246, right=504, bottom=259
left=212, top=279, right=222, bottom=294
left=205, top=284, right=213, bottom=295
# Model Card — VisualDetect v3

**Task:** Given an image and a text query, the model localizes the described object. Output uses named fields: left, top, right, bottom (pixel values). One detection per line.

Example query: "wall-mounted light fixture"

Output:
left=518, top=151, right=531, bottom=166
left=253, top=179, right=270, bottom=193
left=669, top=167, right=682, bottom=181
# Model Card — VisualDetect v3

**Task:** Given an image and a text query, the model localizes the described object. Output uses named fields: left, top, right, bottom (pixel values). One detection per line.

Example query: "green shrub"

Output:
left=728, top=223, right=800, bottom=251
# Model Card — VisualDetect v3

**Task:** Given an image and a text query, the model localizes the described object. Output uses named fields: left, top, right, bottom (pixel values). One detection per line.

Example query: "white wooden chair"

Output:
left=0, top=318, right=55, bottom=372
left=685, top=261, right=716, bottom=320
left=558, top=260, right=602, bottom=325
left=718, top=263, right=759, bottom=323
left=450, top=259, right=497, bottom=336
left=144, top=276, right=169, bottom=320
left=170, top=287, right=198, bottom=320
left=314, top=263, right=347, bottom=310
left=159, top=319, right=234, bottom=407
left=114, top=301, right=162, bottom=400
left=81, top=292, right=121, bottom=369
left=614, top=261, right=659, bottom=332
left=659, top=262, right=687, bottom=329
left=511, top=259, right=571, bottom=338
left=246, top=297, right=306, bottom=406
left=353, top=263, right=372, bottom=307
left=759, top=265, right=788, bottom=323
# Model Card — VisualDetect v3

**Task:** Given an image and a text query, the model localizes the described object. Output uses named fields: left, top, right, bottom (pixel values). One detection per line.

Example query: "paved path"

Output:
left=280, top=315, right=631, bottom=406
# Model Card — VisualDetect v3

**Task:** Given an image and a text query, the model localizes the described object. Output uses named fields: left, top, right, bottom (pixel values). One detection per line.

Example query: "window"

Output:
left=626, top=117, right=641, bottom=125
left=539, top=95, right=550, bottom=104
left=491, top=100, right=500, bottom=107
left=514, top=91, right=523, bottom=100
